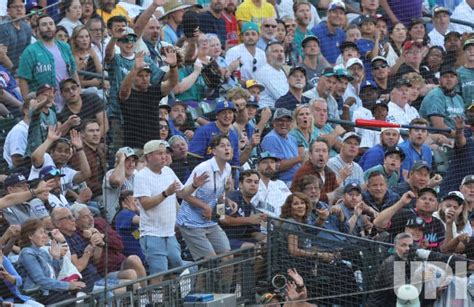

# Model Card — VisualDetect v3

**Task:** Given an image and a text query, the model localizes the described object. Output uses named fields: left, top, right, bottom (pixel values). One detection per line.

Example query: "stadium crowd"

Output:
left=0, top=0, right=473, bottom=305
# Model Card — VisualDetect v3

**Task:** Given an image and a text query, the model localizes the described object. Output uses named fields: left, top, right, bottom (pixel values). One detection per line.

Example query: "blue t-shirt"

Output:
left=399, top=140, right=432, bottom=175
left=188, top=122, right=240, bottom=166
left=358, top=144, right=385, bottom=171
left=261, top=129, right=300, bottom=182
left=355, top=38, right=376, bottom=81
left=311, top=21, right=345, bottom=65
left=115, top=209, right=145, bottom=263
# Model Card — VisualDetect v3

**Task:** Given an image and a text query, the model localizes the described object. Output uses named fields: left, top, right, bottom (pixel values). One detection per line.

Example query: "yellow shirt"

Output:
left=96, top=4, right=132, bottom=25
left=235, top=0, right=276, bottom=31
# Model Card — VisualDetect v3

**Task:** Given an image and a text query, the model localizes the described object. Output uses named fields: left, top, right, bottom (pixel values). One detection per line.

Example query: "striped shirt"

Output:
left=327, top=154, right=365, bottom=186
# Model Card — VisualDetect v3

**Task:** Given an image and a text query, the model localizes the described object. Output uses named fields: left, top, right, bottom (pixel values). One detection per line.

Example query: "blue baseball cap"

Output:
left=360, top=80, right=378, bottom=91
left=39, top=166, right=65, bottom=180
left=215, top=100, right=237, bottom=114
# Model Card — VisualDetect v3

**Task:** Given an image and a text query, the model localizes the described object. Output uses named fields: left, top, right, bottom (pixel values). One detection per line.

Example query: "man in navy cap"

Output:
left=300, top=35, right=331, bottom=89
left=189, top=100, right=241, bottom=166
left=275, top=66, right=310, bottom=110
left=261, top=108, right=304, bottom=185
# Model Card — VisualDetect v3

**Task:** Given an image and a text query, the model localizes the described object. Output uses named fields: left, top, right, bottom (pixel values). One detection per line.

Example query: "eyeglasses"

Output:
left=373, top=64, right=388, bottom=70
left=9, top=5, right=25, bottom=10
left=264, top=24, right=277, bottom=28
left=252, top=58, right=257, bottom=72
left=58, top=215, right=74, bottom=221
left=160, top=125, right=169, bottom=131
left=406, top=50, right=422, bottom=55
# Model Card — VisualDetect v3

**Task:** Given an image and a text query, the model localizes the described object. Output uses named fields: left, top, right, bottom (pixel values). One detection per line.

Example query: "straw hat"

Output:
left=160, top=0, right=193, bottom=19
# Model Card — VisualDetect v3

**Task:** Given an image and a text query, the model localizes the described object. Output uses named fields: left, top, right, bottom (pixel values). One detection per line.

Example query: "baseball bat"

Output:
left=327, top=118, right=452, bottom=133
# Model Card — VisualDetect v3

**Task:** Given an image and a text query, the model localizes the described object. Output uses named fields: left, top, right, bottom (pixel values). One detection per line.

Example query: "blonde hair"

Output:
left=292, top=104, right=314, bottom=134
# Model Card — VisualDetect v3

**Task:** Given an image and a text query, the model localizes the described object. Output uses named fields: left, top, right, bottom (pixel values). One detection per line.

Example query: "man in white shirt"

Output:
left=387, top=78, right=420, bottom=126
left=3, top=99, right=29, bottom=169
left=225, top=22, right=266, bottom=82
left=255, top=41, right=289, bottom=108
left=133, top=140, right=207, bottom=281
left=451, top=0, right=474, bottom=33
left=253, top=152, right=291, bottom=218
left=429, top=6, right=456, bottom=48
left=327, top=132, right=365, bottom=186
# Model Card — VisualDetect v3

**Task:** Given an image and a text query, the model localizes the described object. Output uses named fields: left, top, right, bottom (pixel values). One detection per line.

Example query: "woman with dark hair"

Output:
left=385, top=22, right=407, bottom=67
left=18, top=219, right=86, bottom=304
left=158, top=117, right=171, bottom=141
left=422, top=45, right=446, bottom=81
left=406, top=18, right=429, bottom=45
left=55, top=25, right=70, bottom=43
left=275, top=19, right=287, bottom=43
left=58, top=0, right=83, bottom=36
left=80, top=0, right=99, bottom=24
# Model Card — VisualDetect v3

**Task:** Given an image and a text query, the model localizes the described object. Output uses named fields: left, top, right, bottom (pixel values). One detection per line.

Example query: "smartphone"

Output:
left=216, top=203, right=225, bottom=216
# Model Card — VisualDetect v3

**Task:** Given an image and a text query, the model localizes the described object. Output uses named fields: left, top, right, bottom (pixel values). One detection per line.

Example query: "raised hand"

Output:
left=194, top=58, right=203, bottom=73
left=49, top=239, right=61, bottom=259
left=70, top=129, right=83, bottom=149
left=163, top=47, right=178, bottom=67
left=134, top=51, right=146, bottom=70
left=47, top=125, right=61, bottom=142
left=454, top=116, right=465, bottom=131
left=35, top=179, right=56, bottom=195
left=400, top=191, right=416, bottom=206
left=192, top=172, right=210, bottom=188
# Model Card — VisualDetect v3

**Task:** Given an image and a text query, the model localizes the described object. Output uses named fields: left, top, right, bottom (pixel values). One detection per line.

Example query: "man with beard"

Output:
left=262, top=108, right=303, bottom=185
left=70, top=120, right=105, bottom=200
left=311, top=1, right=346, bottom=65
left=169, top=100, right=194, bottom=140
left=304, top=68, right=340, bottom=119
left=103, top=147, right=138, bottom=223
left=189, top=101, right=241, bottom=166
left=428, top=6, right=456, bottom=48
left=300, top=35, right=331, bottom=89
left=359, top=127, right=401, bottom=170
left=275, top=66, right=310, bottom=110
left=0, top=0, right=32, bottom=72
left=399, top=118, right=432, bottom=180
left=257, top=18, right=278, bottom=51
left=292, top=1, right=313, bottom=59
left=17, top=15, right=79, bottom=110
left=328, top=132, right=364, bottom=187
left=292, top=139, right=338, bottom=203
left=225, top=22, right=266, bottom=81
left=420, top=65, right=464, bottom=133
left=253, top=152, right=291, bottom=218
left=255, top=42, right=288, bottom=108
left=199, top=0, right=227, bottom=46
left=457, top=39, right=474, bottom=108
left=222, top=0, right=238, bottom=48
left=96, top=0, right=132, bottom=24
left=221, top=170, right=266, bottom=249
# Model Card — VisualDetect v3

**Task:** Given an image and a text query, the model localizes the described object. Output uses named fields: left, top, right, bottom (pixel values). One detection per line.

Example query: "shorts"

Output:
left=178, top=224, right=230, bottom=260
left=140, top=235, right=183, bottom=275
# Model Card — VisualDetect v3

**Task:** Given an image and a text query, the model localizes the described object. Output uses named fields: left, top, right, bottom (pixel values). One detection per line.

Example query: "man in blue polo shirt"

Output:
left=399, top=118, right=432, bottom=180
left=261, top=108, right=304, bottom=185
left=189, top=100, right=240, bottom=166
left=311, top=1, right=346, bottom=64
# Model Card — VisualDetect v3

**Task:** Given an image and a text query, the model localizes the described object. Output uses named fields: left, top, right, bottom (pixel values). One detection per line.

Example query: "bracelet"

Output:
left=29, top=188, right=36, bottom=198
left=162, top=191, right=168, bottom=198
left=169, top=64, right=177, bottom=69
left=192, top=183, right=198, bottom=189
left=75, top=147, right=83, bottom=152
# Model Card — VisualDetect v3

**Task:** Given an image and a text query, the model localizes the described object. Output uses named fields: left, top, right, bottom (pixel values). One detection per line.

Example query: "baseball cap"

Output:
left=328, top=1, right=346, bottom=11
left=371, top=56, right=388, bottom=66
left=3, top=173, right=28, bottom=189
left=371, top=100, right=389, bottom=112
left=343, top=182, right=362, bottom=194
left=321, top=67, right=336, bottom=77
left=39, top=166, right=66, bottom=180
left=273, top=108, right=293, bottom=120
left=411, top=160, right=431, bottom=172
left=168, top=135, right=187, bottom=147
left=444, top=31, right=461, bottom=41
left=158, top=103, right=171, bottom=112
left=439, top=65, right=458, bottom=77
left=403, top=40, right=423, bottom=52
left=215, top=100, right=237, bottom=114
left=169, top=99, right=188, bottom=109
left=418, top=187, right=438, bottom=198
left=138, top=64, right=152, bottom=72
left=405, top=217, right=425, bottom=229
left=116, top=147, right=138, bottom=159
left=463, top=39, right=474, bottom=50
left=247, top=95, right=259, bottom=108
left=341, top=131, right=361, bottom=143
left=358, top=15, right=376, bottom=26
left=301, top=35, right=320, bottom=48
left=36, top=83, right=54, bottom=94
left=289, top=66, right=306, bottom=77
left=335, top=68, right=354, bottom=82
left=143, top=140, right=172, bottom=155
left=381, top=127, right=400, bottom=133
left=346, top=57, right=364, bottom=69
left=394, top=78, right=412, bottom=88
left=118, top=27, right=138, bottom=43
left=245, top=80, right=265, bottom=91
left=242, top=22, right=260, bottom=34
left=461, top=174, right=474, bottom=186
left=26, top=2, right=43, bottom=14
left=441, top=191, right=465, bottom=204
left=432, top=6, right=451, bottom=16
left=384, top=146, right=406, bottom=161
left=360, top=80, right=378, bottom=91
left=258, top=151, right=281, bottom=162
left=339, top=41, right=359, bottom=53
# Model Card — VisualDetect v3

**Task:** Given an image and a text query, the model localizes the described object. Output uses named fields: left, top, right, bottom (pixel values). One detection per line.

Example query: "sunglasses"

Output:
left=252, top=58, right=257, bottom=72
left=373, top=64, right=388, bottom=70
left=118, top=36, right=138, bottom=43
left=45, top=169, right=62, bottom=177
left=264, top=24, right=277, bottom=28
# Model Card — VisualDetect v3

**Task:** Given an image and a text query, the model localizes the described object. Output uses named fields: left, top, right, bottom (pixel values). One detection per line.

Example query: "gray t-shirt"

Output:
left=103, top=169, right=135, bottom=223
left=0, top=18, right=32, bottom=70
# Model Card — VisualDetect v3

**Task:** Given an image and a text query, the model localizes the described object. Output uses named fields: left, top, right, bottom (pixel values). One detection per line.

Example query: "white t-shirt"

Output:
left=225, top=44, right=267, bottom=81
left=256, top=63, right=290, bottom=108
left=57, top=18, right=83, bottom=36
left=3, top=120, right=28, bottom=169
left=28, top=153, right=78, bottom=194
left=387, top=101, right=420, bottom=127
left=252, top=179, right=291, bottom=218
left=134, top=166, right=182, bottom=237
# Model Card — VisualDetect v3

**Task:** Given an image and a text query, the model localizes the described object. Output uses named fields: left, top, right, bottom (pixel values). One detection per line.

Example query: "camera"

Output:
left=271, top=274, right=288, bottom=292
